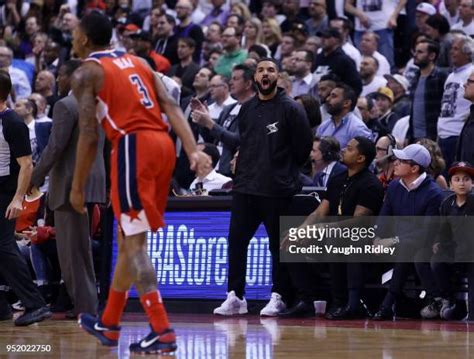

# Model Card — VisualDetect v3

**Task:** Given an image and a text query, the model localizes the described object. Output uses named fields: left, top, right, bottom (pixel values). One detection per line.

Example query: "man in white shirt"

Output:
left=359, top=31, right=391, bottom=76
left=207, top=74, right=236, bottom=120
left=290, top=49, right=318, bottom=98
left=451, top=0, right=474, bottom=36
left=0, top=46, right=31, bottom=100
left=437, top=34, right=474, bottom=170
left=345, top=0, right=407, bottom=69
left=28, top=93, right=52, bottom=123
left=360, top=55, right=387, bottom=97
left=330, top=17, right=362, bottom=70
left=15, top=99, right=39, bottom=163
left=189, top=143, right=231, bottom=191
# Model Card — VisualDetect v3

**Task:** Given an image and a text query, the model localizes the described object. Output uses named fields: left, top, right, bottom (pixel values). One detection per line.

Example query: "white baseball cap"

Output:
left=416, top=2, right=436, bottom=16
left=384, top=74, right=410, bottom=92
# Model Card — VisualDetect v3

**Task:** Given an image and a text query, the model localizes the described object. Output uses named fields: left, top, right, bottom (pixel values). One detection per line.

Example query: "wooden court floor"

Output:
left=0, top=313, right=473, bottom=358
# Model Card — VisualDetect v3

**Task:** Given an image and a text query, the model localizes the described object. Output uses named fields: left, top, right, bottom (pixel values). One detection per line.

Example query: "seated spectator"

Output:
left=415, top=2, right=437, bottom=34
left=226, top=14, right=246, bottom=36
left=360, top=55, right=387, bottom=97
left=189, top=143, right=232, bottom=192
left=207, top=74, right=236, bottom=120
left=305, top=0, right=329, bottom=37
left=275, top=32, right=297, bottom=62
left=262, top=18, right=282, bottom=57
left=306, top=136, right=345, bottom=187
left=416, top=138, right=449, bottom=190
left=430, top=161, right=474, bottom=320
left=318, top=73, right=339, bottom=123
left=384, top=74, right=411, bottom=119
left=153, top=13, right=179, bottom=65
left=360, top=95, right=388, bottom=140
left=330, top=17, right=361, bottom=70
left=167, top=38, right=200, bottom=98
left=0, top=45, right=31, bottom=100
left=373, top=144, right=445, bottom=321
left=373, top=87, right=399, bottom=134
left=374, top=135, right=398, bottom=189
left=34, top=70, right=58, bottom=118
left=291, top=50, right=317, bottom=98
left=174, top=0, right=205, bottom=62
left=359, top=31, right=391, bottom=76
left=214, top=26, right=247, bottom=78
left=243, top=18, right=265, bottom=52
left=313, top=28, right=362, bottom=96
left=129, top=30, right=171, bottom=73
left=294, top=94, right=321, bottom=130
left=316, top=83, right=372, bottom=148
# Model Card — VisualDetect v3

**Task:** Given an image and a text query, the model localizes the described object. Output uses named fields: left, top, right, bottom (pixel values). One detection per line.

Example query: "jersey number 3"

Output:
left=129, top=74, right=154, bottom=109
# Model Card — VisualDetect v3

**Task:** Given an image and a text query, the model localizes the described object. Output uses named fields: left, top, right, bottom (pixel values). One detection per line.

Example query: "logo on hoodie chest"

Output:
left=266, top=122, right=279, bottom=135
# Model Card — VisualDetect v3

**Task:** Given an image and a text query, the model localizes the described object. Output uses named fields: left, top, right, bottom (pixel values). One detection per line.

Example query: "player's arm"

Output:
left=152, top=71, right=211, bottom=177
left=69, top=62, right=103, bottom=213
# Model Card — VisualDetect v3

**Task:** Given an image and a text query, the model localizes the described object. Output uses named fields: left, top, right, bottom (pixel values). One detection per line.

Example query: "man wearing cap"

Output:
left=373, top=144, right=445, bottom=320
left=429, top=161, right=474, bottom=320
left=385, top=73, right=411, bottom=118
left=374, top=87, right=399, bottom=134
left=456, top=70, right=474, bottom=164
left=313, top=27, right=362, bottom=96
left=415, top=2, right=437, bottom=34
left=130, top=31, right=171, bottom=73
left=360, top=55, right=387, bottom=97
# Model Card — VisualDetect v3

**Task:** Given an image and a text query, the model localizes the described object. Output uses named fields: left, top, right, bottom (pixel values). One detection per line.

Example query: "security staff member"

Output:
left=0, top=70, right=51, bottom=326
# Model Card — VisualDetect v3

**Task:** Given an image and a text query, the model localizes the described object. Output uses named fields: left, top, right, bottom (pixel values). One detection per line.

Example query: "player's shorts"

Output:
left=110, top=131, right=175, bottom=236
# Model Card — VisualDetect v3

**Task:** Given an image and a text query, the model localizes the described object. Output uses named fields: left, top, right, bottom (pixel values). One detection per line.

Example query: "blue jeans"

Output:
left=30, top=241, right=61, bottom=284
left=438, top=136, right=459, bottom=176
left=355, top=29, right=394, bottom=70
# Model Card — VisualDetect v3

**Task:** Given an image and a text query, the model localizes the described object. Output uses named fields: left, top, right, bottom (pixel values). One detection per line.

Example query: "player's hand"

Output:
left=5, top=196, right=23, bottom=220
left=69, top=188, right=86, bottom=214
left=189, top=150, right=212, bottom=178
left=433, top=242, right=440, bottom=254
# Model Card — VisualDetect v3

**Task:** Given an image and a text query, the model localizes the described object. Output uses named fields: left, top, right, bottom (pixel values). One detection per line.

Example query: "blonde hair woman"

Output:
left=262, top=18, right=282, bottom=57
left=243, top=18, right=264, bottom=50
left=231, top=2, right=252, bottom=21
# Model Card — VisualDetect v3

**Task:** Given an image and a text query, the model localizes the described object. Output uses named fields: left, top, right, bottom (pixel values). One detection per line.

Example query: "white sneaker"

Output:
left=213, top=291, right=248, bottom=316
left=260, top=293, right=286, bottom=317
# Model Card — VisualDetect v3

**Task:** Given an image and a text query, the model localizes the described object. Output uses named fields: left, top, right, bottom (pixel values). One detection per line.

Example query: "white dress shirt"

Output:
left=190, top=169, right=232, bottom=191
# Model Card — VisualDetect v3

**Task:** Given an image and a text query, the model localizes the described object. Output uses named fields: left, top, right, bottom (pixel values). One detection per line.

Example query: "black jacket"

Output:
left=407, top=66, right=448, bottom=141
left=233, top=89, right=313, bottom=197
left=314, top=47, right=363, bottom=96
left=456, top=104, right=474, bottom=164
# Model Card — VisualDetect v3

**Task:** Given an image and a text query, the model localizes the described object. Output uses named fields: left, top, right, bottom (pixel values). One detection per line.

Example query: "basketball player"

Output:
left=69, top=12, right=211, bottom=354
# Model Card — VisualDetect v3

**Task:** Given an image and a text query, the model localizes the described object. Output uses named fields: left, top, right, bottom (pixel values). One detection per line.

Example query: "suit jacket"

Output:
left=34, top=121, right=52, bottom=157
left=31, top=95, right=106, bottom=210
left=313, top=161, right=347, bottom=187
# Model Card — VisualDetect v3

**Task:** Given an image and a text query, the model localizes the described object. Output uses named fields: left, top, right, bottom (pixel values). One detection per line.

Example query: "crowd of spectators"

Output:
left=0, top=0, right=474, bottom=323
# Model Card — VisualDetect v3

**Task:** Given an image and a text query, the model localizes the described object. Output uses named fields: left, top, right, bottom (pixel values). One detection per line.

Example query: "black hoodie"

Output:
left=233, top=88, right=313, bottom=197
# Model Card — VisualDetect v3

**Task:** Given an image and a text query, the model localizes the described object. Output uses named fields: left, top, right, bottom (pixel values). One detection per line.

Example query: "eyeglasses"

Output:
left=398, top=159, right=417, bottom=166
